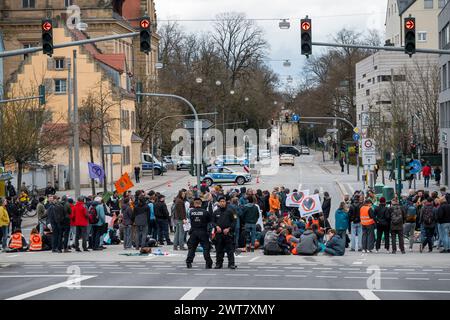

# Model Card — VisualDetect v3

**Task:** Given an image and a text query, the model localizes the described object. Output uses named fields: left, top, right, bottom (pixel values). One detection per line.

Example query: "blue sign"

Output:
left=410, top=160, right=422, bottom=175
left=88, top=163, right=105, bottom=180
left=353, top=133, right=360, bottom=142
left=292, top=114, right=300, bottom=122
left=243, top=159, right=250, bottom=166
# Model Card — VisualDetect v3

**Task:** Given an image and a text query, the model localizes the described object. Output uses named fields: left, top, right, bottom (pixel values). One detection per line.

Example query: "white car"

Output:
left=279, top=154, right=295, bottom=166
left=214, top=155, right=246, bottom=166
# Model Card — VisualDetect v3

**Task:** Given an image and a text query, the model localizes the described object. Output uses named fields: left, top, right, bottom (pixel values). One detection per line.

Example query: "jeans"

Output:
left=136, top=225, right=148, bottom=249
left=148, top=219, right=158, bottom=240
left=403, top=222, right=416, bottom=249
left=1, top=226, right=8, bottom=249
left=69, top=226, right=76, bottom=246
left=362, top=224, right=375, bottom=251
left=157, top=219, right=171, bottom=244
left=51, top=224, right=62, bottom=252
left=39, top=221, right=47, bottom=236
left=351, top=222, right=362, bottom=251
left=74, top=226, right=88, bottom=250
left=234, top=217, right=240, bottom=248
left=173, top=220, right=186, bottom=248
left=245, top=223, right=257, bottom=247
left=424, top=176, right=430, bottom=188
left=440, top=223, right=450, bottom=250
left=123, top=225, right=132, bottom=249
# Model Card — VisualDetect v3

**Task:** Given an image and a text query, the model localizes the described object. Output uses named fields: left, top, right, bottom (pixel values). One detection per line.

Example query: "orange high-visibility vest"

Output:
left=29, top=234, right=42, bottom=251
left=360, top=205, right=375, bottom=226
left=9, top=233, right=23, bottom=249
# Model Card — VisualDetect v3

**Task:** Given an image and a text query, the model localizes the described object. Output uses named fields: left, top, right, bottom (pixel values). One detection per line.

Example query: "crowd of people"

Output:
left=0, top=182, right=449, bottom=269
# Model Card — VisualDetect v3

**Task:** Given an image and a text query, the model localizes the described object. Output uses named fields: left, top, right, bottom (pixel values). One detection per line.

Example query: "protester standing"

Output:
left=360, top=199, right=376, bottom=253
left=71, top=197, right=89, bottom=252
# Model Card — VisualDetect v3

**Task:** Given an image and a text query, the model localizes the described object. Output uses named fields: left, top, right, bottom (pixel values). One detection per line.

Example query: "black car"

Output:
left=279, top=145, right=301, bottom=157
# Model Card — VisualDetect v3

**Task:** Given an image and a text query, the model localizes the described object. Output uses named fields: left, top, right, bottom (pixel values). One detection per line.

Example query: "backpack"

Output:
left=422, top=206, right=434, bottom=226
left=88, top=205, right=99, bottom=225
left=406, top=205, right=417, bottom=222
left=391, top=206, right=403, bottom=226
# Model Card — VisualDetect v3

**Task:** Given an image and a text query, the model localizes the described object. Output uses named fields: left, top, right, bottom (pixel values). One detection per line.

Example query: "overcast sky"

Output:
left=155, top=0, right=388, bottom=87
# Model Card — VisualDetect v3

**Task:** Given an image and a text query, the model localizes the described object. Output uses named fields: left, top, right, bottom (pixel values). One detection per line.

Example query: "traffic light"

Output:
left=136, top=82, right=143, bottom=103
left=404, top=17, right=416, bottom=56
left=38, top=85, right=46, bottom=106
left=139, top=16, right=151, bottom=54
left=41, top=19, right=53, bottom=56
left=301, top=18, right=312, bottom=56
left=404, top=158, right=413, bottom=180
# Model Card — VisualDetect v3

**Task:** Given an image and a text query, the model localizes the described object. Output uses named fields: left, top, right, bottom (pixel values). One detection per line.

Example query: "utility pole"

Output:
left=73, top=50, right=80, bottom=199
left=67, top=60, right=74, bottom=190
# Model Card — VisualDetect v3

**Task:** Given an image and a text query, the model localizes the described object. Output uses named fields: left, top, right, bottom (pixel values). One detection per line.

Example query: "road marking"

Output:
left=344, top=277, right=367, bottom=279
left=257, top=266, right=277, bottom=269
left=316, top=275, right=337, bottom=279
left=313, top=267, right=332, bottom=270
left=0, top=275, right=69, bottom=278
left=321, top=271, right=342, bottom=273
left=406, top=272, right=427, bottom=275
left=6, top=275, right=95, bottom=300
left=436, top=273, right=450, bottom=275
left=179, top=287, right=204, bottom=300
left=110, top=272, right=132, bottom=274
left=423, top=269, right=443, bottom=272
left=138, top=272, right=160, bottom=275
left=438, top=279, right=450, bottom=281
left=358, top=290, right=380, bottom=300
left=249, top=257, right=260, bottom=262
left=381, top=277, right=399, bottom=280
left=285, top=275, right=307, bottom=278
left=194, top=273, right=216, bottom=276
left=167, top=273, right=188, bottom=275
left=353, top=262, right=363, bottom=265
left=405, top=278, right=430, bottom=281
left=340, top=268, right=361, bottom=271
left=394, top=269, right=415, bottom=272
left=254, top=274, right=280, bottom=277
left=347, top=183, right=355, bottom=194
left=5, top=255, right=18, bottom=258
left=224, top=274, right=247, bottom=276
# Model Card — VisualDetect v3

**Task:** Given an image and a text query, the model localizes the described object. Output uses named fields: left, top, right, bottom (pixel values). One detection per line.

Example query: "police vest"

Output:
left=360, top=206, right=375, bottom=226
left=29, top=234, right=42, bottom=251
left=9, top=233, right=23, bottom=249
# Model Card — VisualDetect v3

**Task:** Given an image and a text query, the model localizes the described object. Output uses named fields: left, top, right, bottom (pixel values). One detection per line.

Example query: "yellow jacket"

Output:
left=0, top=206, right=10, bottom=227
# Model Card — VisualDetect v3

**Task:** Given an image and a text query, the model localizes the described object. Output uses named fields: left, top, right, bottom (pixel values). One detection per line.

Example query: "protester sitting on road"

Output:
left=295, top=226, right=319, bottom=256
left=8, top=228, right=28, bottom=252
left=29, top=228, right=43, bottom=251
left=324, top=229, right=345, bottom=256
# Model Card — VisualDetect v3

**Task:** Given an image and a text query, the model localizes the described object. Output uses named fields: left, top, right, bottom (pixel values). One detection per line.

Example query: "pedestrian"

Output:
left=324, top=229, right=346, bottom=256
left=47, top=196, right=63, bottom=253
left=92, top=197, right=106, bottom=251
left=422, top=163, right=432, bottom=188
left=71, top=196, right=89, bottom=252
left=134, top=166, right=141, bottom=183
left=186, top=197, right=213, bottom=269
left=295, top=226, right=319, bottom=256
left=132, top=195, right=150, bottom=251
left=388, top=197, right=406, bottom=254
left=349, top=195, right=363, bottom=252
left=107, top=191, right=121, bottom=216
left=147, top=195, right=158, bottom=240
left=212, top=197, right=237, bottom=269
left=420, top=198, right=436, bottom=253
left=8, top=228, right=28, bottom=252
left=7, top=197, right=21, bottom=232
left=437, top=197, right=450, bottom=253
left=339, top=150, right=345, bottom=173
left=6, top=181, right=16, bottom=198
left=121, top=197, right=133, bottom=249
left=60, top=196, right=72, bottom=252
left=374, top=197, right=390, bottom=253
left=269, top=190, right=280, bottom=216
left=36, top=197, right=46, bottom=236
left=28, top=228, right=43, bottom=251
left=403, top=200, right=417, bottom=252
left=334, top=202, right=349, bottom=246
left=434, top=166, right=442, bottom=186
left=360, top=199, right=376, bottom=253
left=44, top=182, right=56, bottom=197
left=243, top=196, right=260, bottom=252
left=322, top=192, right=331, bottom=228
left=173, top=190, right=187, bottom=251
left=155, top=195, right=173, bottom=246
left=0, top=198, right=10, bottom=252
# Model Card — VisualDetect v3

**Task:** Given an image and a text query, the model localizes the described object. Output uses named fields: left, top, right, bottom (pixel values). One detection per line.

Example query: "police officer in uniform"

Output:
left=212, top=197, right=237, bottom=269
left=186, top=197, right=213, bottom=269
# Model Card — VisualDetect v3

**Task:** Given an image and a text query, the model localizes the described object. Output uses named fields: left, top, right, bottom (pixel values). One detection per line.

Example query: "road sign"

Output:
left=292, top=114, right=300, bottom=122
left=410, top=160, right=422, bottom=174
left=103, top=145, right=123, bottom=154
left=353, top=133, right=360, bottom=142
left=353, top=127, right=360, bottom=134
left=362, top=139, right=376, bottom=153
left=182, top=119, right=214, bottom=130
left=362, top=153, right=376, bottom=166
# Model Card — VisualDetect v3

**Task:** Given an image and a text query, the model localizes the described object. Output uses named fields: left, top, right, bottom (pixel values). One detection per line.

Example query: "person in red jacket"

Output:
left=422, top=163, right=432, bottom=189
left=70, top=196, right=89, bottom=252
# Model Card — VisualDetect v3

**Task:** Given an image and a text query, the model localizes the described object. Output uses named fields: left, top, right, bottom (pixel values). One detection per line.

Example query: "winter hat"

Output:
left=94, top=196, right=102, bottom=202
left=379, top=197, right=386, bottom=204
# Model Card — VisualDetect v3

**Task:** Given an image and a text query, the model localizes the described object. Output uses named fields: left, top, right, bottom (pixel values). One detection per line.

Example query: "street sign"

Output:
left=353, top=133, right=360, bottom=142
left=363, top=153, right=376, bottom=165
left=292, top=114, right=300, bottom=122
left=410, top=160, right=422, bottom=174
left=183, top=119, right=213, bottom=130
left=103, top=145, right=123, bottom=154
left=353, top=127, right=360, bottom=134
left=362, top=139, right=376, bottom=153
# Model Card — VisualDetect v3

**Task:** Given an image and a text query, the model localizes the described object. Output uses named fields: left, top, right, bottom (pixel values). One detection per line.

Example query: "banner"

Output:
left=286, top=190, right=310, bottom=207
left=88, top=162, right=105, bottom=180
left=115, top=172, right=134, bottom=194
left=298, top=194, right=322, bottom=217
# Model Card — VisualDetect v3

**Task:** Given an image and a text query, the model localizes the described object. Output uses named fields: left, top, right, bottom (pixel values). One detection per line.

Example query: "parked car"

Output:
left=301, top=146, right=310, bottom=155
left=163, top=155, right=174, bottom=164
left=141, top=153, right=167, bottom=175
left=202, top=166, right=252, bottom=186
left=176, top=156, right=192, bottom=171
left=214, top=155, right=245, bottom=166
left=279, top=154, right=295, bottom=166
left=279, top=145, right=301, bottom=157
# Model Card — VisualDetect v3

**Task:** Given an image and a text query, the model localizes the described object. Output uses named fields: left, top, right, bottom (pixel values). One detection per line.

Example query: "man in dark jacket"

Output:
left=132, top=196, right=150, bottom=250
left=324, top=229, right=345, bottom=256
left=60, top=196, right=72, bottom=252
left=296, top=227, right=319, bottom=256
left=121, top=197, right=133, bottom=249
left=242, top=196, right=259, bottom=252
left=212, top=197, right=237, bottom=269
left=348, top=195, right=363, bottom=252
left=44, top=182, right=56, bottom=197
left=387, top=198, right=407, bottom=254
left=437, top=198, right=450, bottom=253
left=374, top=197, right=390, bottom=252
left=420, top=198, right=436, bottom=253
left=173, top=191, right=187, bottom=250
left=154, top=195, right=173, bottom=246
left=186, top=197, right=213, bottom=269
left=47, top=196, right=64, bottom=253
left=6, top=197, right=21, bottom=231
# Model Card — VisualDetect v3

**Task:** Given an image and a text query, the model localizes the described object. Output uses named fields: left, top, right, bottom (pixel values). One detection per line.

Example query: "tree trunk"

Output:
left=17, top=161, right=23, bottom=193
left=89, top=142, right=96, bottom=196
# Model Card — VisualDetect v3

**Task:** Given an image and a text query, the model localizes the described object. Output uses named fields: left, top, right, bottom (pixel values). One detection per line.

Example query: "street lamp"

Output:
left=196, top=77, right=203, bottom=84
left=279, top=19, right=290, bottom=29
left=230, top=90, right=235, bottom=95
left=274, top=101, right=278, bottom=105
left=215, top=80, right=222, bottom=86
left=244, top=97, right=249, bottom=102
left=283, top=60, right=291, bottom=67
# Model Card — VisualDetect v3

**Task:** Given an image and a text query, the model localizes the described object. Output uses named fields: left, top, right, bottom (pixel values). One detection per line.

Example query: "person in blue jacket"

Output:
left=334, top=202, right=349, bottom=245
left=324, top=229, right=346, bottom=256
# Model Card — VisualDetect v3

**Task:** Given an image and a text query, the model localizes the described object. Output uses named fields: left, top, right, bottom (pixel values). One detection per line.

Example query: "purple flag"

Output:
left=88, top=162, right=105, bottom=180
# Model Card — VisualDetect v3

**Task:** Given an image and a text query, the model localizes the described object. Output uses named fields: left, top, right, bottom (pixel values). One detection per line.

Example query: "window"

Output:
left=55, top=58, right=65, bottom=70
left=131, top=111, right=135, bottom=130
left=439, top=0, right=448, bottom=8
left=366, top=89, right=370, bottom=96
left=65, top=0, right=74, bottom=6
left=122, top=146, right=131, bottom=166
left=443, top=64, right=448, bottom=91
left=54, top=79, right=67, bottom=93
left=393, top=75, right=406, bottom=81
left=380, top=75, right=392, bottom=82
left=374, top=66, right=378, bottom=70
left=418, top=32, right=427, bottom=42
left=424, top=0, right=434, bottom=9
left=22, top=0, right=35, bottom=8
left=121, top=110, right=130, bottom=130
left=23, top=43, right=35, bottom=60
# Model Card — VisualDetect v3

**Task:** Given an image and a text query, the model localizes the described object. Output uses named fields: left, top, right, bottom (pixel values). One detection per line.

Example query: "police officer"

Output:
left=186, top=197, right=213, bottom=269
left=212, top=197, right=237, bottom=269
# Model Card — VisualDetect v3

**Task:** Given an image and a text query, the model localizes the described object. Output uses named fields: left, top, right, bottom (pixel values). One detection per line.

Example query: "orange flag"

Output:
left=115, top=172, right=134, bottom=194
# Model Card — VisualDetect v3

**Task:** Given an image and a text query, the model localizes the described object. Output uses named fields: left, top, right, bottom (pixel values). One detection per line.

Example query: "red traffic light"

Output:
left=140, top=19, right=150, bottom=29
left=405, top=19, right=415, bottom=30
left=42, top=21, right=52, bottom=31
left=301, top=21, right=311, bottom=31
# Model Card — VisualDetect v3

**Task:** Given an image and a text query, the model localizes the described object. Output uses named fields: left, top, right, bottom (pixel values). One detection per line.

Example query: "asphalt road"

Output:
left=2, top=152, right=450, bottom=300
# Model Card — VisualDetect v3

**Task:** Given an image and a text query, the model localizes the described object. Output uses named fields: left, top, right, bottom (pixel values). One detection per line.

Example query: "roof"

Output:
left=122, top=0, right=141, bottom=28
left=131, top=132, right=144, bottom=143
left=93, top=53, right=126, bottom=73
left=398, top=0, right=416, bottom=15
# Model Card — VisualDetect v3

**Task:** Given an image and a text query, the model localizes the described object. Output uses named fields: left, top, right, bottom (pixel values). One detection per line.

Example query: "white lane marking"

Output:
left=6, top=275, right=95, bottom=300
left=313, top=267, right=332, bottom=270
left=381, top=277, right=399, bottom=280
left=405, top=278, right=430, bottom=281
left=406, top=272, right=428, bottom=275
left=6, top=255, right=18, bottom=258
left=254, top=274, right=280, bottom=277
left=285, top=275, right=307, bottom=278
left=436, top=273, right=450, bottom=275
left=180, top=287, right=205, bottom=300
left=353, top=262, right=363, bottom=265
left=358, top=290, right=380, bottom=300
left=24, top=265, right=44, bottom=267
left=438, top=279, right=450, bottom=281
left=167, top=273, right=188, bottom=275
left=224, top=274, right=247, bottom=276
left=194, top=273, right=216, bottom=276
left=249, top=257, right=260, bottom=262
left=285, top=267, right=304, bottom=270
left=144, top=257, right=156, bottom=261
left=394, top=269, right=415, bottom=272
left=0, top=272, right=19, bottom=274
left=316, top=275, right=338, bottom=279
left=257, top=266, right=277, bottom=269
left=340, top=268, right=361, bottom=271
left=110, top=272, right=132, bottom=274
left=138, top=272, right=160, bottom=275
left=99, top=265, right=120, bottom=267
left=0, top=275, right=69, bottom=278
left=423, top=269, right=443, bottom=272
left=347, top=183, right=355, bottom=194
left=344, top=277, right=367, bottom=279
left=321, top=271, right=342, bottom=274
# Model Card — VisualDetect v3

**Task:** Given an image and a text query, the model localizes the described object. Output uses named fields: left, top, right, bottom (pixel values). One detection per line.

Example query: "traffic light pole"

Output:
left=0, top=95, right=43, bottom=104
left=311, top=42, right=450, bottom=55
